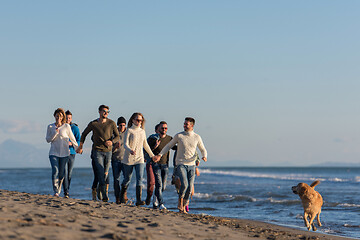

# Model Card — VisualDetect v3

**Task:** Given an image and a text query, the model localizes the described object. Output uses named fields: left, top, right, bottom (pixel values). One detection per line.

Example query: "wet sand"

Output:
left=0, top=189, right=354, bottom=240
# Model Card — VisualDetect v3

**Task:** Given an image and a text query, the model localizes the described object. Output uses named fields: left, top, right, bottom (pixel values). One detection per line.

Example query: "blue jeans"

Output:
left=63, top=154, right=75, bottom=195
left=122, top=163, right=145, bottom=188
left=176, top=165, right=195, bottom=201
left=152, top=163, right=169, bottom=205
left=49, top=155, right=68, bottom=195
left=111, top=160, right=123, bottom=198
left=93, top=150, right=112, bottom=199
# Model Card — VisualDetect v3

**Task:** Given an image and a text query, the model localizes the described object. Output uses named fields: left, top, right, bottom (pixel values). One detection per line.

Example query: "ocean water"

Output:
left=0, top=167, right=359, bottom=239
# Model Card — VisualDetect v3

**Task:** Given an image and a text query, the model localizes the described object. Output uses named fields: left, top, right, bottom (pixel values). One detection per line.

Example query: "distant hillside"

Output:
left=310, top=161, right=360, bottom=167
left=0, top=139, right=48, bottom=168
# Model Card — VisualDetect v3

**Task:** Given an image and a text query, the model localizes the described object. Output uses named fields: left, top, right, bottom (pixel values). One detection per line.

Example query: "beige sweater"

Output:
left=159, top=130, right=207, bottom=166
left=123, top=125, right=154, bottom=165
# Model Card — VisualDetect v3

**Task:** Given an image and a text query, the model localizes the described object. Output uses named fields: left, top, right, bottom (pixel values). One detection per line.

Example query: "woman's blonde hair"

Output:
left=128, top=112, right=146, bottom=129
left=53, top=108, right=66, bottom=125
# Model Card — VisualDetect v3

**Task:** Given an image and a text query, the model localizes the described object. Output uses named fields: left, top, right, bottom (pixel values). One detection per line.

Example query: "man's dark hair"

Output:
left=155, top=123, right=161, bottom=131
left=159, top=121, right=167, bottom=125
left=98, top=105, right=109, bottom=111
left=185, top=117, right=195, bottom=125
left=65, top=110, right=72, bottom=116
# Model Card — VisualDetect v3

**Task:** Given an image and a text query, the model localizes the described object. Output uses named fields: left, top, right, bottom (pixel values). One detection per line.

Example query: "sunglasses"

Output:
left=135, top=119, right=143, bottom=122
left=103, top=110, right=110, bottom=113
left=161, top=127, right=168, bottom=130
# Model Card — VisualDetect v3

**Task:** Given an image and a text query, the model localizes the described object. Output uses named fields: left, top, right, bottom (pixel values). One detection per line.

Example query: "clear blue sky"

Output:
left=1, top=1, right=360, bottom=166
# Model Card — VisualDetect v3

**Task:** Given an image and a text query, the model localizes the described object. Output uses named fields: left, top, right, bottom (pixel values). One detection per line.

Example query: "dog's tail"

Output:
left=310, top=180, right=320, bottom=188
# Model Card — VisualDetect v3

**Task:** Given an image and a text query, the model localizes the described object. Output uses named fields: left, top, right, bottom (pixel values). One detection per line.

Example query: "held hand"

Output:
left=202, top=157, right=207, bottom=162
left=68, top=142, right=73, bottom=146
left=76, top=147, right=83, bottom=154
left=105, top=140, right=113, bottom=147
left=153, top=155, right=161, bottom=163
left=130, top=150, right=136, bottom=155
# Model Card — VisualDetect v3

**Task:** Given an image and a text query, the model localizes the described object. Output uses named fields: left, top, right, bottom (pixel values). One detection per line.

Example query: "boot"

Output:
left=178, top=197, right=184, bottom=212
left=96, top=185, right=102, bottom=200
left=92, top=188, right=97, bottom=201
left=104, top=184, right=109, bottom=201
left=135, top=186, right=145, bottom=206
left=102, top=184, right=109, bottom=202
left=145, top=193, right=152, bottom=205
left=120, top=185, right=128, bottom=204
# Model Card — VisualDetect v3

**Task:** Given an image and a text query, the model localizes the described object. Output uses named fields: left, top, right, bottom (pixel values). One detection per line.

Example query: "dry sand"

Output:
left=0, top=189, right=354, bottom=240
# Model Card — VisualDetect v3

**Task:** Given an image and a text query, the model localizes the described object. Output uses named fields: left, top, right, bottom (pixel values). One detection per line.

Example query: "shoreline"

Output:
left=0, top=189, right=356, bottom=240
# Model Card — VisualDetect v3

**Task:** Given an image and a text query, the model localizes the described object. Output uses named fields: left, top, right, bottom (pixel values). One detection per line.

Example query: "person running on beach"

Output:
left=111, top=116, right=127, bottom=204
left=144, top=123, right=160, bottom=208
left=46, top=108, right=78, bottom=197
left=154, top=117, right=207, bottom=213
left=121, top=113, right=155, bottom=206
left=150, top=121, right=176, bottom=210
left=62, top=110, right=81, bottom=198
left=76, top=105, right=119, bottom=202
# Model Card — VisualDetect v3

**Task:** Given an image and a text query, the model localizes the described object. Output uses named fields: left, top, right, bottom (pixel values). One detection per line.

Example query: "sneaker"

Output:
left=54, top=193, right=59, bottom=197
left=64, top=194, right=69, bottom=199
left=159, top=204, right=167, bottom=210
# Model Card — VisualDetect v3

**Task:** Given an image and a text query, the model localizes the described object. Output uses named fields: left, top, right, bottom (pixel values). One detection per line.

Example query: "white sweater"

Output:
left=46, top=123, right=78, bottom=157
left=159, top=130, right=207, bottom=166
left=123, top=125, right=154, bottom=165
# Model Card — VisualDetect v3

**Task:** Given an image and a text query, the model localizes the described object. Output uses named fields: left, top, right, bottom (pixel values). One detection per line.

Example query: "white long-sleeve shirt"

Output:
left=159, top=130, right=207, bottom=166
left=46, top=123, right=78, bottom=157
left=123, top=125, right=154, bottom=165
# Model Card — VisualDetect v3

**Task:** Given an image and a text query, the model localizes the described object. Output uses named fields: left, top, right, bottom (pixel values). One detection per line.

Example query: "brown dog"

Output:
left=292, top=180, right=323, bottom=231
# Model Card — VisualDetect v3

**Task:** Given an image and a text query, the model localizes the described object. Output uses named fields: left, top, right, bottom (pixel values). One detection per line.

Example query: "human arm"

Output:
left=123, top=129, right=135, bottom=155
left=197, top=136, right=207, bottom=162
left=46, top=124, right=58, bottom=143
left=154, top=135, right=178, bottom=162
left=106, top=122, right=120, bottom=147
left=67, top=125, right=78, bottom=148
left=143, top=131, right=155, bottom=158
left=76, top=123, right=92, bottom=154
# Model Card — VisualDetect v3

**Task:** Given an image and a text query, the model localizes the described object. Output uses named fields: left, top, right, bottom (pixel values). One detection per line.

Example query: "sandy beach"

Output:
left=0, top=189, right=355, bottom=240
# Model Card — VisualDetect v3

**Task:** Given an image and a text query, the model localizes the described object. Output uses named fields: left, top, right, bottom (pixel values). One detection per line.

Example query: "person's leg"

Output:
left=49, top=155, right=60, bottom=195
left=94, top=151, right=107, bottom=201
left=120, top=164, right=133, bottom=204
left=63, top=154, right=75, bottom=197
left=58, top=156, right=68, bottom=197
left=184, top=165, right=196, bottom=210
left=91, top=150, right=98, bottom=200
left=135, top=163, right=145, bottom=206
left=161, top=164, right=169, bottom=192
left=176, top=165, right=188, bottom=212
left=102, top=152, right=112, bottom=201
left=145, top=163, right=155, bottom=205
left=153, top=163, right=163, bottom=207
left=112, top=160, right=121, bottom=203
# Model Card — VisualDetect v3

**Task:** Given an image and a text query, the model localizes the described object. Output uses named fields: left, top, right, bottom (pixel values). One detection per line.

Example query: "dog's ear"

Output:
left=299, top=186, right=308, bottom=197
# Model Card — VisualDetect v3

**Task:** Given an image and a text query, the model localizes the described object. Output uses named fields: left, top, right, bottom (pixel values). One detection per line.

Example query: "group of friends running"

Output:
left=46, top=105, right=207, bottom=213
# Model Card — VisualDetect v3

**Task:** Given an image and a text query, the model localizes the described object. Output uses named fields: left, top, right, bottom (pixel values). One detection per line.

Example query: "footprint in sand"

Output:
left=117, top=222, right=128, bottom=228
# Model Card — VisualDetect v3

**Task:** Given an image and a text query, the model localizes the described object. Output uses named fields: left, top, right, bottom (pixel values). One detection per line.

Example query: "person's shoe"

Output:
left=92, top=188, right=97, bottom=201
left=159, top=204, right=167, bottom=210
left=120, top=185, right=128, bottom=204
left=64, top=193, right=69, bottom=199
left=102, top=197, right=109, bottom=202
left=135, top=186, right=145, bottom=206
left=185, top=205, right=189, bottom=212
left=54, top=193, right=59, bottom=197
left=145, top=195, right=151, bottom=205
left=116, top=197, right=121, bottom=204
